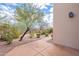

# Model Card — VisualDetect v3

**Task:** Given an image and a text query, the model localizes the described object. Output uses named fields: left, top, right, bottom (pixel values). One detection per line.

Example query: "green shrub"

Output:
left=29, top=28, right=53, bottom=38
left=45, top=33, right=48, bottom=37
left=40, top=28, right=53, bottom=37
left=10, top=26, right=21, bottom=39
left=47, top=28, right=53, bottom=34
left=29, top=33, right=33, bottom=38
left=36, top=33, right=40, bottom=38
left=29, top=31, right=35, bottom=38
left=40, top=30, right=45, bottom=35
left=0, top=23, right=21, bottom=44
left=2, top=32, right=14, bottom=44
left=29, top=31, right=40, bottom=38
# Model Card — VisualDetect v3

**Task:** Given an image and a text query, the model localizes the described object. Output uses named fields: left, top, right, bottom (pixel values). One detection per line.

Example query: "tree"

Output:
left=15, top=3, right=44, bottom=41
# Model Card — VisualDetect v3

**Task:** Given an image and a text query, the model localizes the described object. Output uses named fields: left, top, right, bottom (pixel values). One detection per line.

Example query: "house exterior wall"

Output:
left=53, top=3, right=79, bottom=49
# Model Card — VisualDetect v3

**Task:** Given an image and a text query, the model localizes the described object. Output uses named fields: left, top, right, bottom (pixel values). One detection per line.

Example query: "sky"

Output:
left=33, top=3, right=53, bottom=27
left=0, top=3, right=53, bottom=27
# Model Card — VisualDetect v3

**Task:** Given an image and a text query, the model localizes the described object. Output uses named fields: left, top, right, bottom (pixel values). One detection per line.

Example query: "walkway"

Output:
left=5, top=37, right=79, bottom=56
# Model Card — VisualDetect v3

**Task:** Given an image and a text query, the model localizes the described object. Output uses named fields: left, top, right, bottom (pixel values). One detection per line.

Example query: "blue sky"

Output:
left=0, top=3, right=53, bottom=27
left=0, top=3, right=53, bottom=13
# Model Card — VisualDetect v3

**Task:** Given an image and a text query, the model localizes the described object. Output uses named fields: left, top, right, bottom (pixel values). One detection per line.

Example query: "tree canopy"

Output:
left=15, top=3, right=45, bottom=28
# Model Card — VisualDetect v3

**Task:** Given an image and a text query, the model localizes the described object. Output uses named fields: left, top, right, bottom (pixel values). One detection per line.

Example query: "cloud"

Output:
left=44, top=14, right=53, bottom=22
left=50, top=7, right=53, bottom=13
left=33, top=3, right=50, bottom=9
left=0, top=9, right=15, bottom=20
left=43, top=12, right=53, bottom=27
left=0, top=5, right=9, bottom=11
left=40, top=5, right=47, bottom=9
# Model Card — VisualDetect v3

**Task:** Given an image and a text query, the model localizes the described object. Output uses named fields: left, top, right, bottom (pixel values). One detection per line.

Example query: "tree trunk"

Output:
left=19, top=27, right=30, bottom=41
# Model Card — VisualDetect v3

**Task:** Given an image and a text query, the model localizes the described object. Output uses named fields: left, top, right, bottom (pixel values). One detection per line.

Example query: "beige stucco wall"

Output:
left=53, top=3, right=79, bottom=49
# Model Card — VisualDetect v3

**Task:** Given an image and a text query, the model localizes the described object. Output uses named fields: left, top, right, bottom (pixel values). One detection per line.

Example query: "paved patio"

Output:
left=5, top=37, right=79, bottom=56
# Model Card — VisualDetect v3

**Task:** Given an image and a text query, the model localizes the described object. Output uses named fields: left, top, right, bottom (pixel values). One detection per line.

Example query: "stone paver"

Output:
left=41, top=41, right=79, bottom=56
left=26, top=40, right=51, bottom=52
left=5, top=38, right=79, bottom=56
left=5, top=44, right=38, bottom=56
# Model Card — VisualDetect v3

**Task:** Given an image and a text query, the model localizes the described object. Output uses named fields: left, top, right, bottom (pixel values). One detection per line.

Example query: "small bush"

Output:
left=36, top=33, right=40, bottom=38
left=29, top=32, right=35, bottom=38
left=40, top=28, right=53, bottom=37
left=0, top=23, right=21, bottom=44
left=40, top=30, right=45, bottom=35
left=47, top=28, right=53, bottom=34
left=29, top=28, right=53, bottom=38
left=44, top=33, right=48, bottom=37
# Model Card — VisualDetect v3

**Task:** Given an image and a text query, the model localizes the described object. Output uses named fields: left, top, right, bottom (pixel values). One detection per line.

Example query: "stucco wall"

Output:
left=53, top=4, right=79, bottom=49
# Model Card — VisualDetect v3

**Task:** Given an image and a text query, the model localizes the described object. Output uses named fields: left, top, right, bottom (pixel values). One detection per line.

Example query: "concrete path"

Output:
left=5, top=37, right=79, bottom=56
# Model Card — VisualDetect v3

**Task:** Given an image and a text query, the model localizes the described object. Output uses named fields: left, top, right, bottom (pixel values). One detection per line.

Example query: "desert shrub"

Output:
left=29, top=31, right=35, bottom=38
left=29, top=28, right=53, bottom=38
left=1, top=32, right=14, bottom=44
left=41, top=31, right=45, bottom=35
left=29, top=30, right=41, bottom=38
left=0, top=23, right=21, bottom=44
left=29, top=33, right=33, bottom=38
left=10, top=26, right=21, bottom=39
left=40, top=30, right=45, bottom=35
left=47, top=28, right=53, bottom=34
left=36, top=33, right=40, bottom=38
left=40, top=28, right=53, bottom=37
left=44, top=33, right=48, bottom=37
